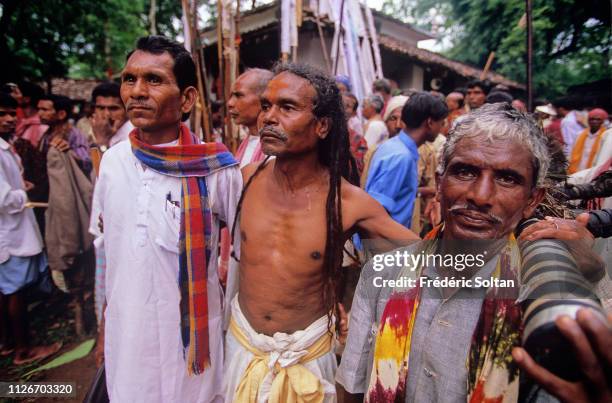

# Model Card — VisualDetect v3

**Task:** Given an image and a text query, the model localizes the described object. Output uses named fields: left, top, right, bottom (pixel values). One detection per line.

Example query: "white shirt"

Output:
left=91, top=140, right=242, bottom=403
left=0, top=138, right=43, bottom=263
left=577, top=131, right=600, bottom=171
left=569, top=128, right=612, bottom=209
left=109, top=120, right=133, bottom=148
left=364, top=120, right=389, bottom=148
left=239, top=135, right=260, bottom=168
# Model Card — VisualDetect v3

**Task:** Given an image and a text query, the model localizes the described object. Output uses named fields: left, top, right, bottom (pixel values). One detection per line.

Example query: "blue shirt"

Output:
left=365, top=130, right=419, bottom=228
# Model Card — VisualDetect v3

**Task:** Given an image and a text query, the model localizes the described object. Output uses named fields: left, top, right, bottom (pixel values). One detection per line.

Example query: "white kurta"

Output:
left=91, top=140, right=242, bottom=403
left=364, top=120, right=388, bottom=148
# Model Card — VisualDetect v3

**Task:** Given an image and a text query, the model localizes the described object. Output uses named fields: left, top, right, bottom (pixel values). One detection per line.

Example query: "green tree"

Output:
left=378, top=0, right=611, bottom=99
left=0, top=0, right=182, bottom=85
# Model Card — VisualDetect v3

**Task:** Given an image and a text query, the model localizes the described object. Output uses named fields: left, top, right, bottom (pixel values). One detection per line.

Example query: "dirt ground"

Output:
left=0, top=288, right=97, bottom=403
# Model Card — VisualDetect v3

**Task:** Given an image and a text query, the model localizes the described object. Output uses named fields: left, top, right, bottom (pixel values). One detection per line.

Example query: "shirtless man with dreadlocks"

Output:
left=223, top=63, right=418, bottom=402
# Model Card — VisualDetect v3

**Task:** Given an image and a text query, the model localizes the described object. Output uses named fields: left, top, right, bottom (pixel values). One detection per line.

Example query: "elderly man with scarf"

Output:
left=567, top=108, right=609, bottom=174
left=91, top=36, right=240, bottom=402
left=338, top=103, right=611, bottom=403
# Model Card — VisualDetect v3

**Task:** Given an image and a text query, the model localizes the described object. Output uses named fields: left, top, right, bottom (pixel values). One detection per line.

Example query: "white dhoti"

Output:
left=224, top=296, right=337, bottom=403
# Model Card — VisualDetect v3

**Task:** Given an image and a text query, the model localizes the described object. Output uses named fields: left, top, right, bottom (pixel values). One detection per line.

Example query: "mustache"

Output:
left=126, top=101, right=153, bottom=110
left=259, top=125, right=288, bottom=140
left=449, top=203, right=502, bottom=224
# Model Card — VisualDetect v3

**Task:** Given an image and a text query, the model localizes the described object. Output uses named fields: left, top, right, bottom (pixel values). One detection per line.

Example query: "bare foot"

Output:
left=13, top=342, right=62, bottom=366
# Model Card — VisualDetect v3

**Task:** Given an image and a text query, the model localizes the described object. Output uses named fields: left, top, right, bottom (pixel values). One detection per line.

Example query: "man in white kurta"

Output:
left=90, top=35, right=242, bottom=403
left=92, top=139, right=241, bottom=402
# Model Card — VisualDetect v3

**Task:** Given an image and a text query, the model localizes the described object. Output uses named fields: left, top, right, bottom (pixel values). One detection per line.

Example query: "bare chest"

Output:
left=239, top=179, right=329, bottom=272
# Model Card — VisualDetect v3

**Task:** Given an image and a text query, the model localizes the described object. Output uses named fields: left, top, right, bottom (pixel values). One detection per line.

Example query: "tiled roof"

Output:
left=378, top=35, right=525, bottom=89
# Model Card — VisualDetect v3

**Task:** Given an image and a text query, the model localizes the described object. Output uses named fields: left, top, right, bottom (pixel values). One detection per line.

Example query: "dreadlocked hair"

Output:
left=272, top=62, right=356, bottom=333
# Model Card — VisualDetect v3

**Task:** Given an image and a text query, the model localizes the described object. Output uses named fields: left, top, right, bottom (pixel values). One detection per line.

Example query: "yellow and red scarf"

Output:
left=366, top=226, right=522, bottom=402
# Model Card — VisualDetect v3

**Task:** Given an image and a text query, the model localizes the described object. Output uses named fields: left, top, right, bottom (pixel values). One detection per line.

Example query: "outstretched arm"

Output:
left=344, top=184, right=420, bottom=253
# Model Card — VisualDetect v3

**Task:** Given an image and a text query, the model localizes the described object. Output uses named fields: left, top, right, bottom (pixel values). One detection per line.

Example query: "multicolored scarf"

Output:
left=366, top=226, right=522, bottom=402
left=130, top=124, right=237, bottom=374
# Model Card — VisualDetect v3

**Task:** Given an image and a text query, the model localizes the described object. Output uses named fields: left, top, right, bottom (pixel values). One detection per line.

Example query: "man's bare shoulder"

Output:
left=241, top=158, right=272, bottom=184
left=341, top=179, right=381, bottom=212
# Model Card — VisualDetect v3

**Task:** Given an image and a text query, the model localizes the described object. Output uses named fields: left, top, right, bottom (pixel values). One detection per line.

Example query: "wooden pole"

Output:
left=480, top=51, right=495, bottom=80
left=192, top=1, right=213, bottom=142
left=235, top=0, right=241, bottom=78
left=526, top=0, right=533, bottom=112
left=217, top=0, right=227, bottom=144
left=218, top=0, right=237, bottom=152
left=182, top=0, right=213, bottom=141
left=333, top=0, right=347, bottom=75
left=315, top=13, right=331, bottom=73
left=149, top=0, right=157, bottom=35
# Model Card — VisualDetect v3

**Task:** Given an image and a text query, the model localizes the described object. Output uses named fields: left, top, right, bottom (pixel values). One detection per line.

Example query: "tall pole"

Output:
left=526, top=0, right=533, bottom=112
left=315, top=13, right=331, bottom=73
left=333, top=0, right=346, bottom=75
left=480, top=52, right=495, bottom=80
left=149, top=0, right=157, bottom=35
left=217, top=0, right=228, bottom=144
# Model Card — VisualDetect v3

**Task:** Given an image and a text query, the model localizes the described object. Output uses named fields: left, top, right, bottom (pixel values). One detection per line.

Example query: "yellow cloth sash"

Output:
left=568, top=127, right=605, bottom=174
left=229, top=317, right=332, bottom=403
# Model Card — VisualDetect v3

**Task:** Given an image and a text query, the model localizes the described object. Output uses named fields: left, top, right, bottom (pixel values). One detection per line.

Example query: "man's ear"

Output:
left=316, top=117, right=331, bottom=140
left=58, top=110, right=67, bottom=121
left=426, top=117, right=437, bottom=132
left=180, top=86, right=198, bottom=115
left=522, top=187, right=546, bottom=219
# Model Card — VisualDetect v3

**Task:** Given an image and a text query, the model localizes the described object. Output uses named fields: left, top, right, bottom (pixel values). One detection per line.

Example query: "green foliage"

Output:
left=378, top=0, right=611, bottom=99
left=0, top=0, right=182, bottom=82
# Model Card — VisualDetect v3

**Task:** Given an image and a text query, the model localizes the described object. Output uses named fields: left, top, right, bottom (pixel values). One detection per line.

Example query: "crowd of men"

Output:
left=0, top=34, right=610, bottom=403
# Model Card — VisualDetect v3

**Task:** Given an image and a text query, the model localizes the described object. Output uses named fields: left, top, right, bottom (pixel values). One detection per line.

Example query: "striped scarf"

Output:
left=130, top=124, right=237, bottom=374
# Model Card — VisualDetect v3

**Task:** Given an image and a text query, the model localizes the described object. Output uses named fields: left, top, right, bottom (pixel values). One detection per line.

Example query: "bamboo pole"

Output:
left=333, top=0, right=347, bottom=75
left=217, top=0, right=227, bottom=145
left=149, top=0, right=157, bottom=35
left=480, top=51, right=495, bottom=80
left=192, top=1, right=213, bottom=142
left=196, top=43, right=214, bottom=142
left=526, top=0, right=533, bottom=112
left=182, top=0, right=213, bottom=141
left=219, top=0, right=238, bottom=152
left=235, top=0, right=241, bottom=78
left=314, top=13, right=331, bottom=73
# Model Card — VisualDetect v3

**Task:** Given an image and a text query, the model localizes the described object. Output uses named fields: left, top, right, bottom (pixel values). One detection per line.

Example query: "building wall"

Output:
left=296, top=28, right=333, bottom=72
left=409, top=65, right=424, bottom=91
left=380, top=47, right=425, bottom=91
